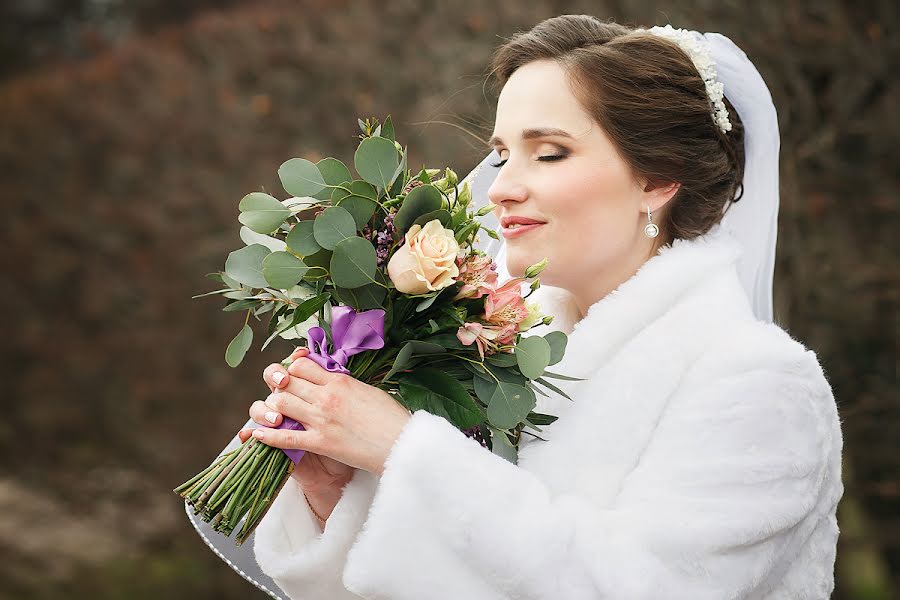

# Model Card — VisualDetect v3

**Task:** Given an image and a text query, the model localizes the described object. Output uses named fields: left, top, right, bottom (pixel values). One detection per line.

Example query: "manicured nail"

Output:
left=253, top=429, right=265, bottom=439
left=272, top=372, right=286, bottom=385
left=265, top=411, right=279, bottom=424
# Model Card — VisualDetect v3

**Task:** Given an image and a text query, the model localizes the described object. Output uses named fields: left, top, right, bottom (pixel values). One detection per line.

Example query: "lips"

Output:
left=500, top=216, right=546, bottom=239
left=500, top=216, right=546, bottom=228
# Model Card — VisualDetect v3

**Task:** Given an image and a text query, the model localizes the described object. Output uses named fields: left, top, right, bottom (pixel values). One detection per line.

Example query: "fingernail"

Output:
left=272, top=372, right=286, bottom=385
left=265, top=411, right=279, bottom=424
left=253, top=429, right=265, bottom=439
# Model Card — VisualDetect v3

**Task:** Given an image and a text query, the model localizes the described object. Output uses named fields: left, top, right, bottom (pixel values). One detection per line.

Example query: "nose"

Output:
left=487, top=155, right=528, bottom=209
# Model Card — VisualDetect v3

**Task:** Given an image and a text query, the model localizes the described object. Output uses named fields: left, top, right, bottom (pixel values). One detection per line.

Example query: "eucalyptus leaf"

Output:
left=337, top=194, right=378, bottom=230
left=222, top=299, right=257, bottom=312
left=313, top=206, right=357, bottom=250
left=301, top=249, right=332, bottom=281
left=238, top=192, right=291, bottom=234
left=381, top=115, right=395, bottom=141
left=485, top=352, right=518, bottom=368
left=278, top=158, right=327, bottom=197
left=330, top=236, right=377, bottom=289
left=487, top=381, right=536, bottom=429
left=544, top=330, right=568, bottom=366
left=285, top=220, right=321, bottom=255
left=240, top=225, right=286, bottom=252
left=354, top=136, right=400, bottom=189
left=191, top=288, right=232, bottom=299
left=488, top=426, right=518, bottom=464
left=394, top=184, right=443, bottom=233
left=313, top=157, right=353, bottom=201
left=516, top=335, right=552, bottom=379
left=225, top=324, right=253, bottom=368
left=262, top=252, right=309, bottom=289
left=534, top=377, right=573, bottom=401
left=224, top=244, right=271, bottom=289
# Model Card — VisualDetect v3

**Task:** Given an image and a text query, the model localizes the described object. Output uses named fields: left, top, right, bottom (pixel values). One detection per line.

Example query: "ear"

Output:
left=642, top=181, right=681, bottom=213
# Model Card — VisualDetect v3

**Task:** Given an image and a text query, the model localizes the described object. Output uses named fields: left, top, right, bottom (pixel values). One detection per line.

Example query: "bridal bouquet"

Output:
left=173, top=116, right=578, bottom=546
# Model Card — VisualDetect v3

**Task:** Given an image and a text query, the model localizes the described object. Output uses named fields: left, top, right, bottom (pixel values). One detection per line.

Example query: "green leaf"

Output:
left=487, top=426, right=518, bottom=464
left=279, top=158, right=327, bottom=197
left=354, top=136, right=400, bottom=189
left=487, top=382, right=536, bottom=429
left=313, top=157, right=352, bottom=201
left=262, top=251, right=309, bottom=289
left=516, top=335, right=552, bottom=379
left=398, top=368, right=484, bottom=429
left=223, top=298, right=257, bottom=312
left=389, top=145, right=408, bottom=196
left=314, top=206, right=357, bottom=250
left=330, top=236, right=377, bottom=289
left=239, top=225, right=287, bottom=253
left=285, top=220, right=321, bottom=255
left=485, top=352, right=518, bottom=367
left=542, top=370, right=584, bottom=381
left=526, top=411, right=559, bottom=426
left=333, top=277, right=387, bottom=311
left=337, top=195, right=378, bottom=230
left=301, top=249, right=332, bottom=281
left=534, top=377, right=573, bottom=401
left=260, top=292, right=330, bottom=351
left=225, top=324, right=253, bottom=368
left=413, top=209, right=451, bottom=228
left=383, top=341, right=446, bottom=381
left=544, top=331, right=568, bottom=366
left=394, top=184, right=443, bottom=233
left=381, top=115, right=395, bottom=142
left=238, top=192, right=291, bottom=234
left=224, top=244, right=271, bottom=289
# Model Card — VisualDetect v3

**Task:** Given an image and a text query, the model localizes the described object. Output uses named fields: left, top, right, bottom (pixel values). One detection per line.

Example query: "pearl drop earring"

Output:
left=644, top=206, right=659, bottom=238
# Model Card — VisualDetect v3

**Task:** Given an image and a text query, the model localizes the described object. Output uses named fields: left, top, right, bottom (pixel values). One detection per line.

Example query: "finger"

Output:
left=249, top=400, right=283, bottom=427
left=287, top=356, right=339, bottom=386
left=263, top=363, right=291, bottom=392
left=290, top=346, right=310, bottom=360
left=264, top=390, right=317, bottom=425
left=281, top=375, right=323, bottom=405
left=238, top=428, right=254, bottom=443
left=252, top=425, right=319, bottom=452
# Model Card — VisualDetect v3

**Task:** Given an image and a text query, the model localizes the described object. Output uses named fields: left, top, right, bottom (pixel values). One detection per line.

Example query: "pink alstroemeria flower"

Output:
left=456, top=321, right=518, bottom=359
left=452, top=253, right=499, bottom=300
left=483, top=277, right=530, bottom=328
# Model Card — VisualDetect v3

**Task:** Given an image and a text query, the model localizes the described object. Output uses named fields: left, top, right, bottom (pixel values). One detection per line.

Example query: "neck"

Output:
left=566, top=235, right=671, bottom=320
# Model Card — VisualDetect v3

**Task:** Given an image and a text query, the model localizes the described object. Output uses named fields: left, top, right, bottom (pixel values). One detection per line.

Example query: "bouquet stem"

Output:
left=174, top=435, right=295, bottom=546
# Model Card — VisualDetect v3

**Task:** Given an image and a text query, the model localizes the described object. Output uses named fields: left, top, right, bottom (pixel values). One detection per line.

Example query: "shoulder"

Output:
left=681, top=318, right=840, bottom=453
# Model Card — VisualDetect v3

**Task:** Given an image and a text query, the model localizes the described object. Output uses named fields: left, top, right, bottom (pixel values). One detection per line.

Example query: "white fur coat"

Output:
left=253, top=224, right=844, bottom=599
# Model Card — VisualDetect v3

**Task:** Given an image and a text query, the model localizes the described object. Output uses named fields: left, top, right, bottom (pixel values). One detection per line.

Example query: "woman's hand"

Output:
left=238, top=347, right=355, bottom=495
left=243, top=348, right=413, bottom=476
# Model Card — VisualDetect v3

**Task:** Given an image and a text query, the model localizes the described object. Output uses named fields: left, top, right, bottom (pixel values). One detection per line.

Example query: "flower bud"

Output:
left=542, top=315, right=555, bottom=326
left=475, top=204, right=495, bottom=217
left=524, top=258, right=549, bottom=279
left=529, top=279, right=541, bottom=292
left=444, top=168, right=458, bottom=188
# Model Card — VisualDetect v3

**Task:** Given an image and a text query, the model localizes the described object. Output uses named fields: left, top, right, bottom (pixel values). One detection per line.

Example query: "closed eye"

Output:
left=490, top=154, right=568, bottom=168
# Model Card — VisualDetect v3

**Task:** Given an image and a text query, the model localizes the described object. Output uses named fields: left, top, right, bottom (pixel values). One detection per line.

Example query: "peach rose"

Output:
left=387, top=219, right=460, bottom=294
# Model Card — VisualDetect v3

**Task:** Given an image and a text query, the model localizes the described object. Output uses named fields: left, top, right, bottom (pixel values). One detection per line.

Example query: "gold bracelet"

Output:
left=303, top=491, right=328, bottom=528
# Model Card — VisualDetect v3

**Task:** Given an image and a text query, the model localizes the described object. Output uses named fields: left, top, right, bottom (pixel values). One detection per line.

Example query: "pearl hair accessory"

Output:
left=638, top=24, right=733, bottom=134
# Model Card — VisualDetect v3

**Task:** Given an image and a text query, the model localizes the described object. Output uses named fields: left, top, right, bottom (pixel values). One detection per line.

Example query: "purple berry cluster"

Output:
left=373, top=209, right=397, bottom=268
left=461, top=425, right=489, bottom=449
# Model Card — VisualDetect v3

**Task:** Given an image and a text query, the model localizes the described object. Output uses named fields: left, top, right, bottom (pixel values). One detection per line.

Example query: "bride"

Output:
left=194, top=15, right=844, bottom=599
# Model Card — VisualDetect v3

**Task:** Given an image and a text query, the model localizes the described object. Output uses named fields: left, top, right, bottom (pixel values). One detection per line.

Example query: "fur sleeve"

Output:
left=253, top=469, right=379, bottom=600
left=340, top=359, right=841, bottom=600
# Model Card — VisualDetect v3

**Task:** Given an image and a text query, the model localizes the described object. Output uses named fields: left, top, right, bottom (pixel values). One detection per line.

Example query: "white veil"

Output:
left=185, top=29, right=781, bottom=599
left=465, top=30, right=781, bottom=323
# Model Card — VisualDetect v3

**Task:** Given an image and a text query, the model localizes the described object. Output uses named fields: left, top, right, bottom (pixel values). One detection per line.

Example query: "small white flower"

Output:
left=639, top=24, right=733, bottom=134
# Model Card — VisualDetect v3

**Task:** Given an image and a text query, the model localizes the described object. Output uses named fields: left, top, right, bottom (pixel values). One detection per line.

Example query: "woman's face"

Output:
left=487, top=59, right=674, bottom=311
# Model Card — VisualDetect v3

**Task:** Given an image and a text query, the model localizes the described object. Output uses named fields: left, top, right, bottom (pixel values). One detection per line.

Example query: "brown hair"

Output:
left=487, top=15, right=745, bottom=244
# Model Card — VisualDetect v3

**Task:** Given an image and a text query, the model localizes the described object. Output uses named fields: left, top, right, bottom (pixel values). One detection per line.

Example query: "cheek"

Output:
left=510, top=162, right=636, bottom=280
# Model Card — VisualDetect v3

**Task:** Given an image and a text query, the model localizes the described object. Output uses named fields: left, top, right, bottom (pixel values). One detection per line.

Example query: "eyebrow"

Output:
left=487, top=127, right=574, bottom=149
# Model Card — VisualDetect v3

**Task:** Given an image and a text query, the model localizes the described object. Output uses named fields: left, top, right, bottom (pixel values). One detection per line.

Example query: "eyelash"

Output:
left=490, top=154, right=568, bottom=168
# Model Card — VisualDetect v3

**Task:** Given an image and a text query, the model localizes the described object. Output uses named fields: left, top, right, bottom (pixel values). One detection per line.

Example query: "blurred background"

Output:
left=2, top=0, right=896, bottom=598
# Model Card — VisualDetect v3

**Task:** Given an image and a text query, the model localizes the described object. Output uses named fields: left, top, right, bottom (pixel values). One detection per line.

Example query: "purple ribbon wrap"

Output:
left=274, top=305, right=386, bottom=464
